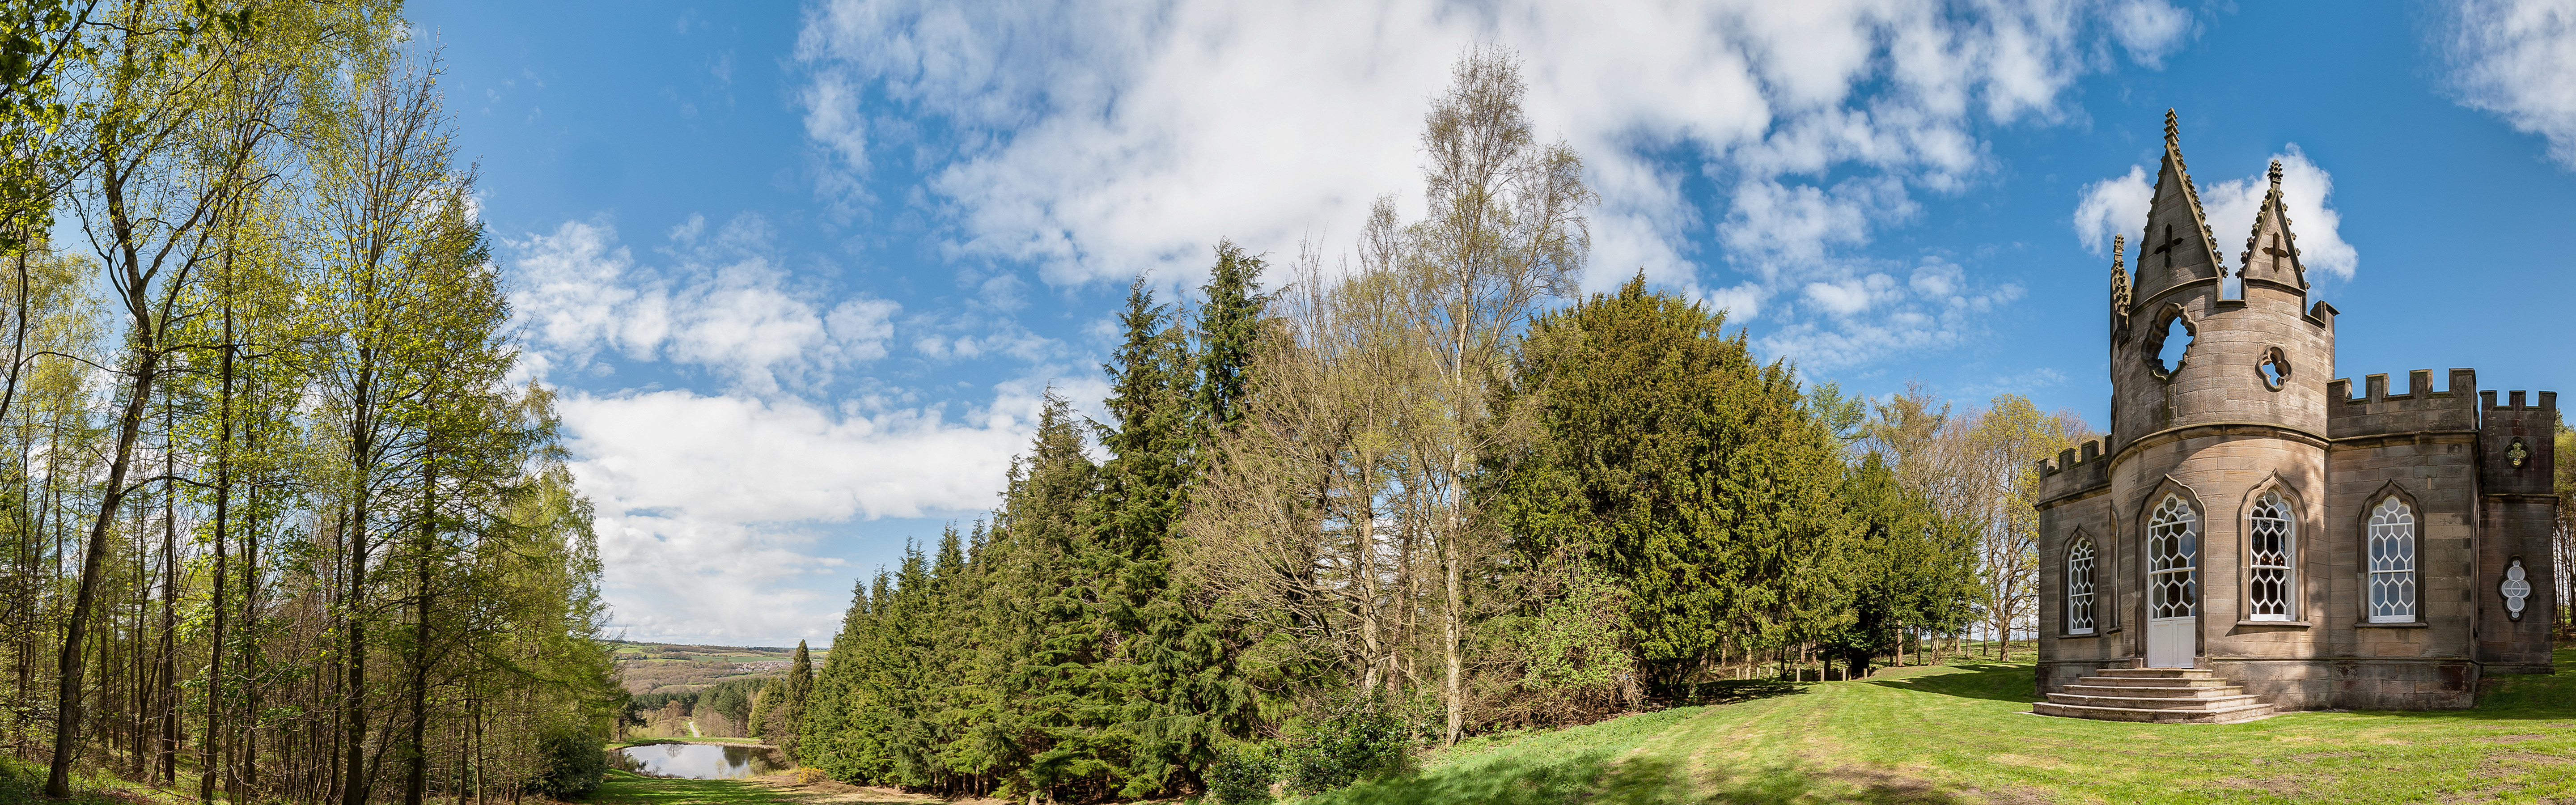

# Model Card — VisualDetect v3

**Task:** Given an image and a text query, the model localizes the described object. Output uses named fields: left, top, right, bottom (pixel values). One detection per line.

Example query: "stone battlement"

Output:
left=2478, top=389, right=2558, bottom=496
left=2479, top=389, right=2558, bottom=413
left=2327, top=369, right=2478, bottom=438
left=2036, top=438, right=2110, bottom=503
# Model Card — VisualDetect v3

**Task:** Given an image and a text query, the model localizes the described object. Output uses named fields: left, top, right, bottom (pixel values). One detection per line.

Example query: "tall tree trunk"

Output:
left=1441, top=495, right=1462, bottom=745
left=47, top=345, right=157, bottom=797
left=50, top=129, right=166, bottom=792
left=343, top=356, right=376, bottom=805
left=1354, top=467, right=1380, bottom=696
left=202, top=304, right=235, bottom=803
left=402, top=458, right=435, bottom=805
left=159, top=403, right=179, bottom=785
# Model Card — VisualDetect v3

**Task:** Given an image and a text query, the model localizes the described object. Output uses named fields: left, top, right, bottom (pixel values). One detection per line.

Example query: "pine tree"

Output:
left=987, top=393, right=1106, bottom=799
left=1086, top=280, right=1254, bottom=797
left=1196, top=242, right=1267, bottom=433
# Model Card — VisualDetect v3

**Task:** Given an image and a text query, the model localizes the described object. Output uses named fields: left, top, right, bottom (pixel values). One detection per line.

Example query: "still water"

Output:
left=609, top=742, right=787, bottom=779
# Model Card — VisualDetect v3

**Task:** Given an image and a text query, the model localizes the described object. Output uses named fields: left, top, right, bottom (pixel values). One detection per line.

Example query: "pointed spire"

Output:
left=2239, top=157, right=2308, bottom=290
left=2139, top=107, right=2225, bottom=291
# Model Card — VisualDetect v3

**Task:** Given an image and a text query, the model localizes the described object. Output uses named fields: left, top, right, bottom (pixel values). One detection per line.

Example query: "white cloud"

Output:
left=2195, top=147, right=2356, bottom=280
left=2108, top=0, right=2194, bottom=68
left=2447, top=0, right=2576, bottom=168
left=1756, top=258, right=2024, bottom=369
left=2073, top=165, right=2152, bottom=256
left=2072, top=148, right=2357, bottom=281
left=564, top=388, right=1037, bottom=526
left=508, top=216, right=905, bottom=392
left=797, top=0, right=2193, bottom=367
left=565, top=384, right=1051, bottom=643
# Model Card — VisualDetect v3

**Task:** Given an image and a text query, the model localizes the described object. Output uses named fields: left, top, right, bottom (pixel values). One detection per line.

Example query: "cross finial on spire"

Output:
left=2164, top=109, right=2179, bottom=149
left=2267, top=159, right=2283, bottom=187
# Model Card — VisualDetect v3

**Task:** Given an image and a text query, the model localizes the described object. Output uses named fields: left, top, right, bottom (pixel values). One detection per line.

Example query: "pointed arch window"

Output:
left=2367, top=496, right=2417, bottom=623
left=2148, top=495, right=2198, bottom=619
left=2247, top=491, right=2295, bottom=620
left=2066, top=536, right=2097, bottom=635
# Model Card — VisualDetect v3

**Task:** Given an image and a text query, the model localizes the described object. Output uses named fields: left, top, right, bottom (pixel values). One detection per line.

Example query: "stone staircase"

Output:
left=2032, top=668, right=2276, bottom=724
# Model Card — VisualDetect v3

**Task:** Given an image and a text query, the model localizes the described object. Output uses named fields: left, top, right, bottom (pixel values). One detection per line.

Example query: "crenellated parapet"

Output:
left=2326, top=369, right=2479, bottom=439
left=2035, top=437, right=2111, bottom=505
left=2479, top=388, right=2559, bottom=495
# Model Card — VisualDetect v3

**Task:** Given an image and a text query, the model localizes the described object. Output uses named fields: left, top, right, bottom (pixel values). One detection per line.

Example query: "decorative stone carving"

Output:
left=2501, top=559, right=2530, bottom=621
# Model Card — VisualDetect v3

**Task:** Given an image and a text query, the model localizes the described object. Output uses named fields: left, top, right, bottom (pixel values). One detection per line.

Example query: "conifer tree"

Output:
left=1821, top=453, right=1979, bottom=677
left=1196, top=242, right=1267, bottom=432
left=1087, top=279, right=1254, bottom=797
left=1493, top=275, right=1850, bottom=695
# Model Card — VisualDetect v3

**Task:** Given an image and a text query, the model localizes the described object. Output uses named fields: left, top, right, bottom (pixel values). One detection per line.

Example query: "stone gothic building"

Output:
left=2030, top=113, right=2558, bottom=722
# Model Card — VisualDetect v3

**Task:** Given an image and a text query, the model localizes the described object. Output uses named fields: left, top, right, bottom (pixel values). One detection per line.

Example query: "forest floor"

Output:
left=1302, top=646, right=2576, bottom=804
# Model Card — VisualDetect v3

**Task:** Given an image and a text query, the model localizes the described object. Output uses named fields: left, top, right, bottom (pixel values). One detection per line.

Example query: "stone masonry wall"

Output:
left=2321, top=369, right=2482, bottom=704
left=2476, top=390, right=2559, bottom=673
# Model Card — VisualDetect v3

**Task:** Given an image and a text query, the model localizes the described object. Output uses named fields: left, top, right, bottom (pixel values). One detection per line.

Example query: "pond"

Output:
left=608, top=742, right=788, bottom=780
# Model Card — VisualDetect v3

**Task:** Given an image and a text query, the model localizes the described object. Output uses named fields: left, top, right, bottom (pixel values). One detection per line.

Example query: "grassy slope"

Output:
left=0, top=756, right=197, bottom=805
left=1313, top=648, right=2576, bottom=804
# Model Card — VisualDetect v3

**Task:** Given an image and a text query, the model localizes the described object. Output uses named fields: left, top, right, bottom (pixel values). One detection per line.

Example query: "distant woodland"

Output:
left=0, top=2, right=619, bottom=803
left=781, top=48, right=2146, bottom=804
left=608, top=641, right=825, bottom=697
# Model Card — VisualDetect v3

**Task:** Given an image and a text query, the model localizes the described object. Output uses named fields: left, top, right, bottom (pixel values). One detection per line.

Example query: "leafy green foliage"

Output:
left=524, top=724, right=609, bottom=797
left=1204, top=743, right=1278, bottom=804
left=1491, top=275, right=1855, bottom=695
left=1280, top=700, right=1412, bottom=794
left=1818, top=454, right=1981, bottom=677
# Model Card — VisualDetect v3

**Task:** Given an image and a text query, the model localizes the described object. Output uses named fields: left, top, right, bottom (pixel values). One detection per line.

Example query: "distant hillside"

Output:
left=609, top=640, right=831, bottom=696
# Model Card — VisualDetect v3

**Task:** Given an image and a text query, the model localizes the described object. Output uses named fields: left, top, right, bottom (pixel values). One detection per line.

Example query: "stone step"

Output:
left=2074, top=675, right=2234, bottom=689
left=2094, top=668, right=2216, bottom=679
left=2034, top=700, right=2276, bottom=724
left=2064, top=683, right=2245, bottom=699
left=2046, top=692, right=2265, bottom=711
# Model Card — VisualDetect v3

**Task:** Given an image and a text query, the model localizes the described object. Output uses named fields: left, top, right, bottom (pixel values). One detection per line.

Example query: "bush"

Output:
left=525, top=725, right=608, bottom=797
left=1205, top=743, right=1277, bottom=804
left=1211, top=743, right=1283, bottom=805
left=1282, top=700, right=1412, bottom=794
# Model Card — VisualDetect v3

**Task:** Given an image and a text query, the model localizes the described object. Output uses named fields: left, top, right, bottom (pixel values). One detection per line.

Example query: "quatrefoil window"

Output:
left=2507, top=439, right=2529, bottom=468
left=2256, top=347, right=2290, bottom=391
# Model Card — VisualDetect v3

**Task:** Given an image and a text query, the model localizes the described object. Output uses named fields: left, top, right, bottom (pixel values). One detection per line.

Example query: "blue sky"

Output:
left=411, top=0, right=2576, bottom=647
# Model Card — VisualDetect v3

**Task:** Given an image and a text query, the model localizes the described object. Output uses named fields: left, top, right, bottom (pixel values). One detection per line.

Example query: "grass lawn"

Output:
left=590, top=770, right=796, bottom=805
left=1308, top=648, right=2576, bottom=804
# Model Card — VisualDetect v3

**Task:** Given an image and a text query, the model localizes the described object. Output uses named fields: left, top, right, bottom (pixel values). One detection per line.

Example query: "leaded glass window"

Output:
left=2066, top=537, right=2097, bottom=635
left=2148, top=495, right=2198, bottom=620
left=2247, top=491, right=2294, bottom=620
left=2367, top=496, right=2417, bottom=623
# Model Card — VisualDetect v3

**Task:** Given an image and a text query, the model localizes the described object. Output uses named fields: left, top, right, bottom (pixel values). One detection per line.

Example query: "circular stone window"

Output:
left=2257, top=346, right=2291, bottom=391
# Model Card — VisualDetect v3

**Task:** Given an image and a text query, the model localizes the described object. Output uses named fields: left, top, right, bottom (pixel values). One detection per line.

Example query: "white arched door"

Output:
left=2145, top=495, right=2199, bottom=667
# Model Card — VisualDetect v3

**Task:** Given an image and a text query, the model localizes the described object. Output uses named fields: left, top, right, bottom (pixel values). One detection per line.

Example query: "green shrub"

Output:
left=524, top=725, right=608, bottom=797
left=1205, top=742, right=1277, bottom=804
left=1282, top=700, right=1412, bottom=794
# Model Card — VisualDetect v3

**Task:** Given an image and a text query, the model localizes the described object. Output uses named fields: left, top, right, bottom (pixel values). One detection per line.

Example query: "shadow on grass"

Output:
left=2364, top=651, right=2576, bottom=723
left=1667, top=678, right=1807, bottom=707
left=1309, top=752, right=1971, bottom=805
left=1859, top=662, right=2037, bottom=704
